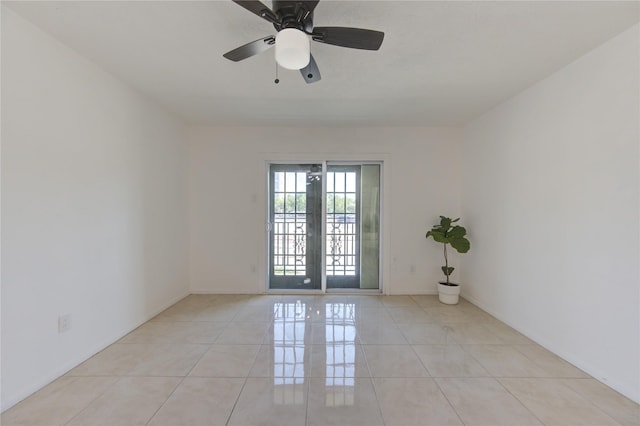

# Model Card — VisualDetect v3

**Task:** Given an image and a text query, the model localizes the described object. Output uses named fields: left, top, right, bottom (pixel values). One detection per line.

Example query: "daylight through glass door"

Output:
left=268, top=163, right=380, bottom=291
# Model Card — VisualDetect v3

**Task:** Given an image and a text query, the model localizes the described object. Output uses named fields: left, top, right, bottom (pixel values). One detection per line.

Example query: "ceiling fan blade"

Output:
left=312, top=27, right=384, bottom=50
left=300, top=54, right=321, bottom=84
left=223, top=36, right=276, bottom=62
left=232, top=0, right=279, bottom=24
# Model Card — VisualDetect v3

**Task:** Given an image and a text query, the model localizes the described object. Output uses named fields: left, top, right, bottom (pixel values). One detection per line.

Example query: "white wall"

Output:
left=189, top=126, right=462, bottom=295
left=461, top=24, right=639, bottom=402
left=1, top=8, right=189, bottom=410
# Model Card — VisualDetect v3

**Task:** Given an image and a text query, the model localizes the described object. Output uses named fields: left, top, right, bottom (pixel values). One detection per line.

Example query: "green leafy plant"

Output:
left=425, top=216, right=470, bottom=285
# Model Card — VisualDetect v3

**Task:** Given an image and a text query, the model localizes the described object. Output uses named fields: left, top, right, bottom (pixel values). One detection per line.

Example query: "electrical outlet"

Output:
left=58, top=314, right=72, bottom=333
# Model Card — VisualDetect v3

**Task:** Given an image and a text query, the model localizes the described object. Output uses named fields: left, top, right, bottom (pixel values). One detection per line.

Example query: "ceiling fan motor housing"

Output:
left=272, top=0, right=314, bottom=33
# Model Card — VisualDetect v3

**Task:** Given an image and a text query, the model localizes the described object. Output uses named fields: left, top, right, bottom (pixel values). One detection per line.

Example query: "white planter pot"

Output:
left=438, top=282, right=460, bottom=305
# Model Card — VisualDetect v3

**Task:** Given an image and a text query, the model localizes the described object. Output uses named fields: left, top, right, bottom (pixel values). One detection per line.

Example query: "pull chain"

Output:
left=274, top=62, right=280, bottom=84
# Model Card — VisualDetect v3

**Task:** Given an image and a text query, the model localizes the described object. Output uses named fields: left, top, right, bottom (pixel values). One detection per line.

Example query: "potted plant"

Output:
left=425, top=216, right=470, bottom=304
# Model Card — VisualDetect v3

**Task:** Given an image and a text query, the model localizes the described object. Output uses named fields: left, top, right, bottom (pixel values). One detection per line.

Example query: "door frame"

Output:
left=262, top=157, right=387, bottom=294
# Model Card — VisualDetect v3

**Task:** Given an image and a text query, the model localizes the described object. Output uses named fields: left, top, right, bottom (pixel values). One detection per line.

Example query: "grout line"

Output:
left=224, top=376, right=249, bottom=426
left=224, top=343, right=263, bottom=426
left=458, top=344, right=493, bottom=377
left=495, top=378, right=547, bottom=426
left=55, top=377, right=119, bottom=426
left=143, top=336, right=217, bottom=424
left=138, top=315, right=224, bottom=424
left=368, top=377, right=389, bottom=426
left=499, top=377, right=625, bottom=426
left=143, top=376, right=186, bottom=426
left=303, top=376, right=311, bottom=426
left=431, top=377, right=467, bottom=426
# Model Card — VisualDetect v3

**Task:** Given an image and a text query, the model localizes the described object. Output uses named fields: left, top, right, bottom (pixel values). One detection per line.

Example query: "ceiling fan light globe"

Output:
left=275, top=28, right=310, bottom=70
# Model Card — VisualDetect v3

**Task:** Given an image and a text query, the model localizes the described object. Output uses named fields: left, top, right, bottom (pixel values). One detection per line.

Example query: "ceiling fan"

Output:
left=223, top=0, right=385, bottom=84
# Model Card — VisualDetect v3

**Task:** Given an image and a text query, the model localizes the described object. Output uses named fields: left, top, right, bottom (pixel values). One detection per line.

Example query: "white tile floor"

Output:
left=3, top=294, right=639, bottom=426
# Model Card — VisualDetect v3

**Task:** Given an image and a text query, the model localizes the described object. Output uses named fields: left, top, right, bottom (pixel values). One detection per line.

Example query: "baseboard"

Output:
left=189, top=290, right=440, bottom=296
left=462, top=293, right=640, bottom=404
left=1, top=290, right=190, bottom=412
left=189, top=289, right=259, bottom=295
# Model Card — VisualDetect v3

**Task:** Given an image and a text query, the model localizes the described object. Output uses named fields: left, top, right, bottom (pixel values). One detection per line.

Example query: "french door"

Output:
left=268, top=162, right=380, bottom=291
left=269, top=164, right=322, bottom=290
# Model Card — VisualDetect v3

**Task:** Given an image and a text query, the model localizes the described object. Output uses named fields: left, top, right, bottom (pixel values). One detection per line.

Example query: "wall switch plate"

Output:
left=58, top=314, right=72, bottom=333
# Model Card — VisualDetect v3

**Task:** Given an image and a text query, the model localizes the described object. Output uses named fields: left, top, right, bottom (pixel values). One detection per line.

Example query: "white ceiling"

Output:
left=5, top=1, right=639, bottom=126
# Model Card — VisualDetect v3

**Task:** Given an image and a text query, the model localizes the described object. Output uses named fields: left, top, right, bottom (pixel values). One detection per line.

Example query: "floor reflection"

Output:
left=325, top=303, right=356, bottom=406
left=269, top=301, right=359, bottom=406
left=272, top=302, right=306, bottom=404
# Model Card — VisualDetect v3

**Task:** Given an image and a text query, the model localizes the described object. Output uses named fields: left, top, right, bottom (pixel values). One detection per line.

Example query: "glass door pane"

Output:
left=359, top=164, right=380, bottom=289
left=326, top=166, right=360, bottom=288
left=269, top=164, right=322, bottom=290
